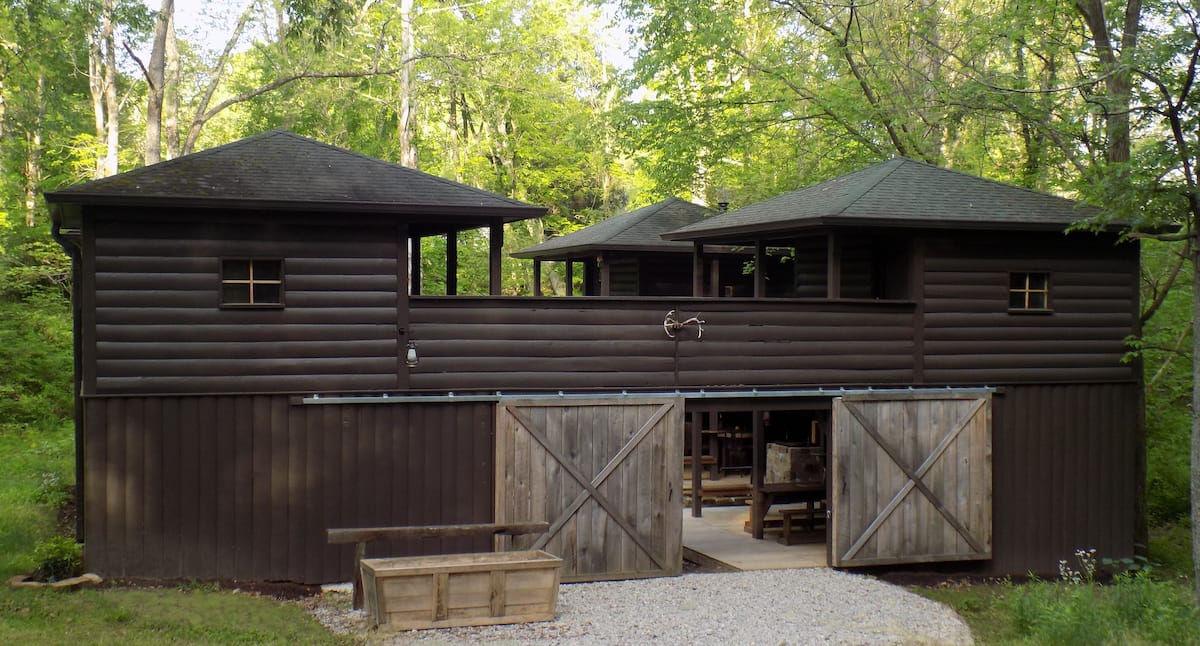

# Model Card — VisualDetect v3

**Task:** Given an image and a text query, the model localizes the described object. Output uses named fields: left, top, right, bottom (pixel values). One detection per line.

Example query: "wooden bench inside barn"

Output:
left=327, top=521, right=550, bottom=609
left=778, top=501, right=826, bottom=545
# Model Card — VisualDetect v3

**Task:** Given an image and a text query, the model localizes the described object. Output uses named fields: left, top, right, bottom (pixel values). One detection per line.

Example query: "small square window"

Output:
left=221, top=259, right=284, bottom=307
left=1009, top=272, right=1050, bottom=312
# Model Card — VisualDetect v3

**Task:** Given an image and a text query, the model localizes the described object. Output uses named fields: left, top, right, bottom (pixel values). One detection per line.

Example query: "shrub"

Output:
left=31, top=534, right=81, bottom=582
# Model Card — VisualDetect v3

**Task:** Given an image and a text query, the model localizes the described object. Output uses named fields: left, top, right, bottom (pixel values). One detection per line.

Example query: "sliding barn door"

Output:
left=495, top=397, right=683, bottom=582
left=830, top=393, right=992, bottom=567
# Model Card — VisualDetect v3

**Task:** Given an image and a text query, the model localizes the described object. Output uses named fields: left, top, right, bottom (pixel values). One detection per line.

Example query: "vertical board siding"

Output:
left=922, top=232, right=1137, bottom=384
left=88, top=213, right=401, bottom=395
left=409, top=298, right=916, bottom=391
left=986, top=383, right=1138, bottom=575
left=82, top=396, right=495, bottom=584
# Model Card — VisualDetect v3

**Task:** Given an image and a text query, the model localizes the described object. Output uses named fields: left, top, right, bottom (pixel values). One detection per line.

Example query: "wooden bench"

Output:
left=327, top=522, right=550, bottom=609
left=682, top=454, right=720, bottom=479
left=778, top=501, right=826, bottom=545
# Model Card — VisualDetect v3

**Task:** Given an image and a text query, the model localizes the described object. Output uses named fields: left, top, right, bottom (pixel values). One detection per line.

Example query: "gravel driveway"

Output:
left=311, top=568, right=973, bottom=645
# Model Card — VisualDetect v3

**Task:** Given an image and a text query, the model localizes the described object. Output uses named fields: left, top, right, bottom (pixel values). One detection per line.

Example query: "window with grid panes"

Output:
left=1008, top=271, right=1050, bottom=311
left=221, top=259, right=283, bottom=307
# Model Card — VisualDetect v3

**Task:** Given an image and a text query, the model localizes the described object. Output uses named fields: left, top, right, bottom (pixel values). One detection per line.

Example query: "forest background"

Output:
left=0, top=0, right=1197, bottom=600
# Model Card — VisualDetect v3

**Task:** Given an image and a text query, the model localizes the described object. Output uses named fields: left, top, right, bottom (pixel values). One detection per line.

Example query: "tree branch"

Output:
left=121, top=40, right=152, bottom=87
left=1142, top=242, right=1190, bottom=325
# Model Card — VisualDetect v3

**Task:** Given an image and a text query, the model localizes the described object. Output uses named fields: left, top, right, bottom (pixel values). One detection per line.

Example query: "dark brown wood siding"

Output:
left=82, top=395, right=494, bottom=584
left=987, top=382, right=1139, bottom=574
left=607, top=257, right=639, bottom=296
left=408, top=297, right=917, bottom=391
left=922, top=232, right=1137, bottom=385
left=87, top=211, right=402, bottom=395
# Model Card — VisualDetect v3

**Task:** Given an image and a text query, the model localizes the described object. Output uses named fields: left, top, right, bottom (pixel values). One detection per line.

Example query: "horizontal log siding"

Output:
left=88, top=215, right=400, bottom=395
left=921, top=232, right=1137, bottom=385
left=82, top=395, right=494, bottom=583
left=987, top=383, right=1138, bottom=574
left=408, top=297, right=916, bottom=391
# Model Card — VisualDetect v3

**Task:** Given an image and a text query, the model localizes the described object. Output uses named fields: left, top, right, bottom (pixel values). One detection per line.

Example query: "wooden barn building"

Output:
left=512, top=198, right=753, bottom=297
left=46, top=131, right=1142, bottom=584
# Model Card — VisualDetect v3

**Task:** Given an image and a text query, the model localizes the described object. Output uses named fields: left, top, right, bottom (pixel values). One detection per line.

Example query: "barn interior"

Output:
left=682, top=401, right=832, bottom=568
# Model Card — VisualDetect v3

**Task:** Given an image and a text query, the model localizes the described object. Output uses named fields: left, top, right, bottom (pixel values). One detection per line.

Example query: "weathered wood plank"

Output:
left=96, top=323, right=395, bottom=343
left=123, top=397, right=142, bottom=575
left=832, top=394, right=991, bottom=567
left=179, top=397, right=200, bottom=577
left=214, top=397, right=236, bottom=578
left=142, top=397, right=163, bottom=577
left=328, top=523, right=550, bottom=544
left=495, top=398, right=681, bottom=583
left=98, top=356, right=396, bottom=378
left=95, top=307, right=397, bottom=326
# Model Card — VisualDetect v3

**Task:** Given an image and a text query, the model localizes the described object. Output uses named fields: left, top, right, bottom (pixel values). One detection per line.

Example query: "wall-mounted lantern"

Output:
left=405, top=340, right=419, bottom=368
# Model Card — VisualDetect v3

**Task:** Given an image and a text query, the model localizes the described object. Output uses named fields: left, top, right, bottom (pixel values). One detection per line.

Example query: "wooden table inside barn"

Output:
left=750, top=482, right=825, bottom=540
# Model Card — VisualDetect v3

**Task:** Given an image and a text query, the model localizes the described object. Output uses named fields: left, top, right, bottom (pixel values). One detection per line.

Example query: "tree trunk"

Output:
left=23, top=72, right=44, bottom=226
left=87, top=11, right=106, bottom=178
left=1193, top=247, right=1200, bottom=602
left=164, top=10, right=181, bottom=159
left=145, top=0, right=175, bottom=165
left=1074, top=0, right=1141, bottom=164
left=398, top=0, right=417, bottom=168
left=101, top=0, right=119, bottom=177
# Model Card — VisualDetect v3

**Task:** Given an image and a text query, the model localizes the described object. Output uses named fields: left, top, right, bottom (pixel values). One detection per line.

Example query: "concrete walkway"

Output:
left=682, top=505, right=827, bottom=570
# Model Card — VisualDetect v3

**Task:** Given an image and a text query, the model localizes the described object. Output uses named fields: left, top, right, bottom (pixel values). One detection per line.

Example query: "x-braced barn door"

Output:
left=830, top=392, right=992, bottom=567
left=495, top=397, right=683, bottom=582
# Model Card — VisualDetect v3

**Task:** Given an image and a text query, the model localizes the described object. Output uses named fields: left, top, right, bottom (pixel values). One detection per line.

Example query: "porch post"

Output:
left=532, top=260, right=542, bottom=296
left=692, top=243, right=705, bottom=297
left=410, top=235, right=422, bottom=295
left=826, top=231, right=841, bottom=299
left=751, top=410, right=764, bottom=538
left=709, top=257, right=721, bottom=297
left=754, top=240, right=767, bottom=298
left=599, top=253, right=611, bottom=296
left=691, top=412, right=703, bottom=518
left=565, top=259, right=574, bottom=296
left=583, top=257, right=598, bottom=296
left=489, top=222, right=503, bottom=296
left=446, top=231, right=458, bottom=296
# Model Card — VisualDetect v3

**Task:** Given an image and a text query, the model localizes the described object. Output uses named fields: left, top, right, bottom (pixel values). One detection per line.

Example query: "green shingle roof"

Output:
left=512, top=198, right=714, bottom=259
left=663, top=158, right=1104, bottom=242
left=45, top=130, right=544, bottom=221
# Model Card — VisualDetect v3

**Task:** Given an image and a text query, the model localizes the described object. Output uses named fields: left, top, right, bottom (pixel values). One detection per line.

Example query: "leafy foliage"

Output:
left=30, top=535, right=81, bottom=582
left=0, top=293, right=73, bottom=432
left=999, top=573, right=1200, bottom=645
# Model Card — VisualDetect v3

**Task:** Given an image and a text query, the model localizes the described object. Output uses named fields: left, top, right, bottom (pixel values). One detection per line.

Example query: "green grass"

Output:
left=0, top=587, right=348, bottom=645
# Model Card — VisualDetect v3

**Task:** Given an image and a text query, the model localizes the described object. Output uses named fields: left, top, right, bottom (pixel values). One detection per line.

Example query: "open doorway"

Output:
left=682, top=401, right=831, bottom=569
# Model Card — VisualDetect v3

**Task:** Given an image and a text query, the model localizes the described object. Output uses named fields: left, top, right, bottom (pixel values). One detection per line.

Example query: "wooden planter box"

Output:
left=361, top=550, right=563, bottom=630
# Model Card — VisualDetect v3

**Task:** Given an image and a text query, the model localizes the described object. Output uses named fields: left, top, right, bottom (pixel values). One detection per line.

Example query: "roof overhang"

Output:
left=662, top=215, right=1129, bottom=244
left=44, top=193, right=546, bottom=236
left=511, top=242, right=755, bottom=261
